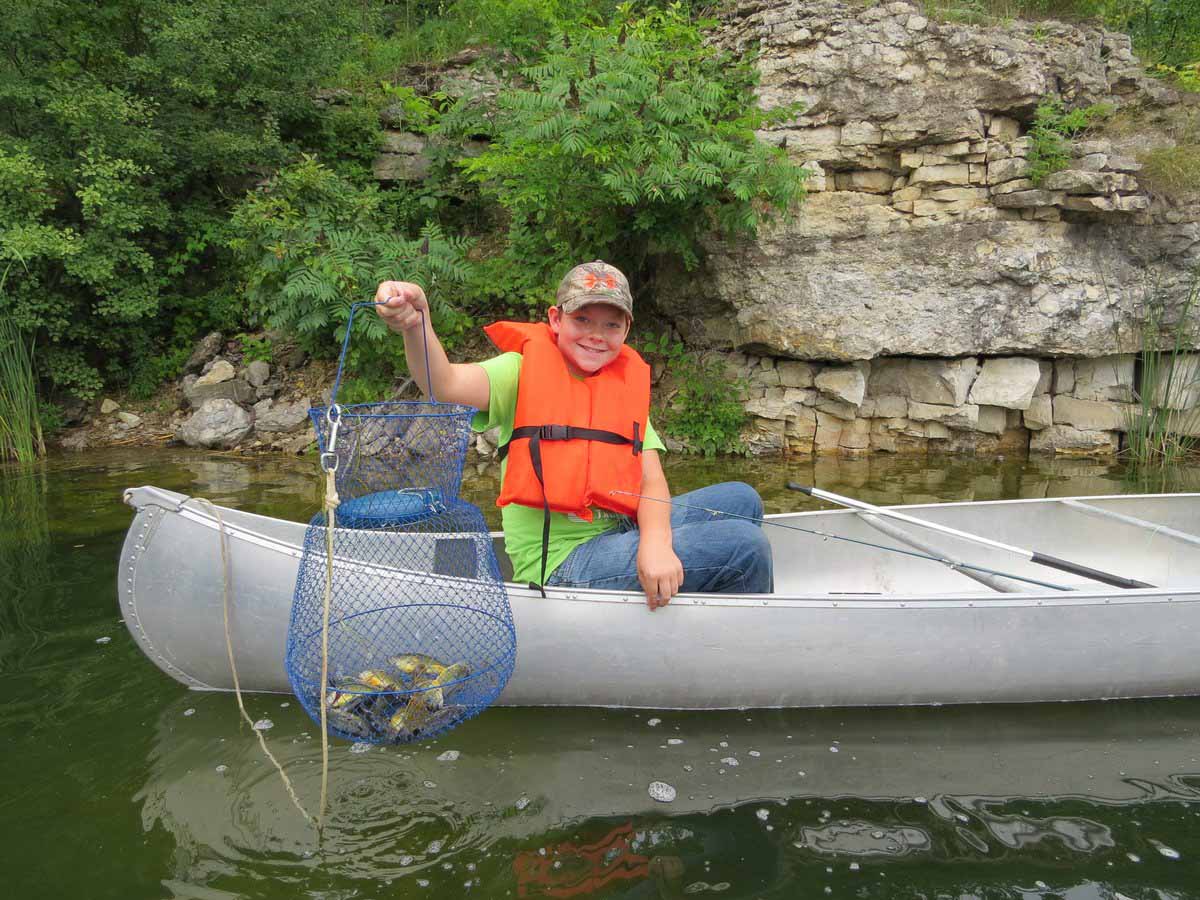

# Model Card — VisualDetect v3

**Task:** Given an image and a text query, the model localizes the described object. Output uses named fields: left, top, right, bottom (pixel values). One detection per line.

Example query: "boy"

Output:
left=374, top=260, right=772, bottom=609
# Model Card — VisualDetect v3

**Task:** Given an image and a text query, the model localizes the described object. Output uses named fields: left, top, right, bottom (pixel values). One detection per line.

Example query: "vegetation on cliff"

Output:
left=0, top=0, right=1197, bottom=459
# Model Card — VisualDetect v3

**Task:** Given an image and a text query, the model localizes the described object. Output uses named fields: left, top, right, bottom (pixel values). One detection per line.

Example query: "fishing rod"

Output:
left=788, top=483, right=1156, bottom=591
left=610, top=490, right=1074, bottom=592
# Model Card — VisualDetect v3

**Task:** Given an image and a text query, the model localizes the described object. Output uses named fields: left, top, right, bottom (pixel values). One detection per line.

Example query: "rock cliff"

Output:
left=654, top=0, right=1197, bottom=364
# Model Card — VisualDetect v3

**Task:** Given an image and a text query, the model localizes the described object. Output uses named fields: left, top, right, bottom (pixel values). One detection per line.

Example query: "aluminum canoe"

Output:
left=119, top=486, right=1200, bottom=708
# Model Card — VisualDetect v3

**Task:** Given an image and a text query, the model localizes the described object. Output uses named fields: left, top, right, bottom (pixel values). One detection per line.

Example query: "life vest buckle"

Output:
left=539, top=424, right=571, bottom=441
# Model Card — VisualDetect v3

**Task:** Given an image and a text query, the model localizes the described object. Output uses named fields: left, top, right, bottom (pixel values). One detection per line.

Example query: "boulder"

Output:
left=906, top=401, right=979, bottom=429
left=254, top=398, right=313, bottom=433
left=1150, top=354, right=1200, bottom=409
left=196, top=359, right=235, bottom=386
left=245, top=360, right=271, bottom=387
left=184, top=331, right=224, bottom=374
left=1072, top=356, right=1134, bottom=402
left=179, top=400, right=254, bottom=449
left=1041, top=170, right=1139, bottom=194
left=967, top=357, right=1041, bottom=409
left=58, top=430, right=91, bottom=452
left=860, top=395, right=908, bottom=418
left=100, top=398, right=120, bottom=414
left=184, top=375, right=256, bottom=408
left=975, top=405, right=1008, bottom=436
left=777, top=360, right=817, bottom=387
left=116, top=411, right=142, bottom=427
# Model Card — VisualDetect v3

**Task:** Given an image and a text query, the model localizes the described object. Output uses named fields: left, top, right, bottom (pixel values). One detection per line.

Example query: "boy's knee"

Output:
left=725, top=519, right=770, bottom=558
left=721, top=481, right=764, bottom=520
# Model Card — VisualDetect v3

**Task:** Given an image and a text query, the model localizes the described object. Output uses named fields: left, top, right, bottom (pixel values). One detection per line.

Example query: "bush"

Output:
left=228, top=157, right=476, bottom=379
left=640, top=332, right=747, bottom=455
left=1027, top=98, right=1112, bottom=184
left=451, top=2, right=807, bottom=297
left=0, top=0, right=363, bottom=399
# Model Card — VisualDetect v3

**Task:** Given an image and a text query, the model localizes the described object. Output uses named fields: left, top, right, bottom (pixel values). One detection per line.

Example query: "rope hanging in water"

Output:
left=187, top=497, right=316, bottom=827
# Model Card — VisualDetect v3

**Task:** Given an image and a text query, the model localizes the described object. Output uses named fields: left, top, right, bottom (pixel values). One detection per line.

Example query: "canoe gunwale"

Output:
left=124, top=485, right=1200, bottom=610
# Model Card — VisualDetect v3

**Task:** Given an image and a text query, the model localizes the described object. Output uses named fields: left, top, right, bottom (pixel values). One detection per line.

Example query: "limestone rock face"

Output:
left=652, top=0, right=1198, bottom=361
left=179, top=400, right=254, bottom=449
left=967, top=357, right=1041, bottom=409
left=1029, top=424, right=1119, bottom=454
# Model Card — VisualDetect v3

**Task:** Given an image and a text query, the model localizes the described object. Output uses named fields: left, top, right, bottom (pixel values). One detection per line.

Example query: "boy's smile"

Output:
left=548, top=304, right=630, bottom=377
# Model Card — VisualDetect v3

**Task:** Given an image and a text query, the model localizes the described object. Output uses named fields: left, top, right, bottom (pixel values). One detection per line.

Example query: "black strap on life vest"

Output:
left=498, top=422, right=644, bottom=595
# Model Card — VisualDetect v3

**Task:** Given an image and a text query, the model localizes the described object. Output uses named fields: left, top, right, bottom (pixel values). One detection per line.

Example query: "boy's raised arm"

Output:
left=374, top=281, right=491, bottom=411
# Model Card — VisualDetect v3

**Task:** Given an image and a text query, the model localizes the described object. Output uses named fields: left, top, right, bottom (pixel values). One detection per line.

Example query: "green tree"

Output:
left=228, top=156, right=475, bottom=378
left=451, top=2, right=807, bottom=303
left=0, top=0, right=363, bottom=398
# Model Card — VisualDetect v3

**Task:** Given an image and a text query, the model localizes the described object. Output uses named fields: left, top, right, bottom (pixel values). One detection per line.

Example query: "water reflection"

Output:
left=138, top=696, right=1200, bottom=897
left=0, top=464, right=51, bottom=674
left=5, top=448, right=1200, bottom=900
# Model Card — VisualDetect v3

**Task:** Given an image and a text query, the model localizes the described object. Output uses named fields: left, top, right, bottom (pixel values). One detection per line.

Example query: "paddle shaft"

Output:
left=611, top=490, right=1073, bottom=591
left=788, top=483, right=1155, bottom=590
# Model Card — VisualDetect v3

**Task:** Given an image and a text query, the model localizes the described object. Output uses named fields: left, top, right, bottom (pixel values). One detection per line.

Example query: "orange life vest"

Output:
left=483, top=320, right=650, bottom=584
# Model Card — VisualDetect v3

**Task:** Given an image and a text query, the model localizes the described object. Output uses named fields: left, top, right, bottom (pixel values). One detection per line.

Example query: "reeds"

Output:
left=1119, top=268, right=1200, bottom=469
left=0, top=270, right=45, bottom=463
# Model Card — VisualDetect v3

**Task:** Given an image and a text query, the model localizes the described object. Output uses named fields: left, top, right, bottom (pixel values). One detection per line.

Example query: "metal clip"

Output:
left=322, top=405, right=342, bottom=472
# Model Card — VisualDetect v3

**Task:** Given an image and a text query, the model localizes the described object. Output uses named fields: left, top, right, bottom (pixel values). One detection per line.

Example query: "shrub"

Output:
left=1027, top=98, right=1112, bottom=184
left=640, top=331, right=747, bottom=455
left=228, top=156, right=476, bottom=380
left=451, top=2, right=807, bottom=297
left=0, top=0, right=363, bottom=399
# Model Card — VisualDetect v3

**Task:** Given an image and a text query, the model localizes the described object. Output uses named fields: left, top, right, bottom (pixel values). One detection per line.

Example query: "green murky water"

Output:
left=3, top=449, right=1199, bottom=898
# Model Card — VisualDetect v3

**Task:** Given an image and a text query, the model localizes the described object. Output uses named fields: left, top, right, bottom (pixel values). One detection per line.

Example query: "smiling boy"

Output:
left=374, top=260, right=772, bottom=608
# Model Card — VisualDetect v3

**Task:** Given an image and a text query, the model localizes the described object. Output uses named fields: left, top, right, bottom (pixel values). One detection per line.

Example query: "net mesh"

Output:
left=285, top=311, right=516, bottom=745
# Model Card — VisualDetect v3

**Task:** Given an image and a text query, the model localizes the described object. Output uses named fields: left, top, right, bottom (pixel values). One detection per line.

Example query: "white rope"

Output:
left=319, top=468, right=340, bottom=827
left=187, top=497, right=315, bottom=827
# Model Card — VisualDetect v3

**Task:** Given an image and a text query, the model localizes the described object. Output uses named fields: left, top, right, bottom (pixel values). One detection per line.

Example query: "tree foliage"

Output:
left=0, top=0, right=363, bottom=397
left=228, top=156, right=475, bottom=376
left=451, top=2, right=807, bottom=297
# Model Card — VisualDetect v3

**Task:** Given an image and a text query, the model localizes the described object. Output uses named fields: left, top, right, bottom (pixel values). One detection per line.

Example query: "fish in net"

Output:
left=285, top=304, right=516, bottom=744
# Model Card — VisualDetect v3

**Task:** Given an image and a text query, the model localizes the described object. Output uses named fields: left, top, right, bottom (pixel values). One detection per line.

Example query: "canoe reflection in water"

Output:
left=138, top=697, right=1200, bottom=896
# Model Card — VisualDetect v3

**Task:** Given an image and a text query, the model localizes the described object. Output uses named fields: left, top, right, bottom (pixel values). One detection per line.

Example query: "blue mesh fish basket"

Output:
left=285, top=302, right=516, bottom=744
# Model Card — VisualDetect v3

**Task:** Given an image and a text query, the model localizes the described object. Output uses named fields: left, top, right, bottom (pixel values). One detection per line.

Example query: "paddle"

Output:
left=787, top=483, right=1156, bottom=590
left=611, top=490, right=1074, bottom=592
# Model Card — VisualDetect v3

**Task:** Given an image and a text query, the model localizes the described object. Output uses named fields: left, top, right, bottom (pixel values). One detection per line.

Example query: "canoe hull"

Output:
left=120, top=486, right=1200, bottom=708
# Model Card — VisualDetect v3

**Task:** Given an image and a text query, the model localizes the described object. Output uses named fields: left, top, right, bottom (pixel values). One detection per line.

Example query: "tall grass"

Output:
left=0, top=268, right=45, bottom=463
left=1119, top=269, right=1200, bottom=469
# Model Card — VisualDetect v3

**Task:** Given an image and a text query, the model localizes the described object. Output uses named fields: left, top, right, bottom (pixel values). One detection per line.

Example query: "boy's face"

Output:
left=548, top=302, right=630, bottom=377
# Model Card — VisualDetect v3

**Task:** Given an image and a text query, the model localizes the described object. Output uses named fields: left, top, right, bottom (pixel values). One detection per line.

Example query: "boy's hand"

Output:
left=374, top=281, right=429, bottom=334
left=637, top=540, right=683, bottom=611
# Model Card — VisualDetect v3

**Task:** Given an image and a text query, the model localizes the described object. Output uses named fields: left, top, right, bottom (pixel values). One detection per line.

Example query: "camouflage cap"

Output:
left=555, top=260, right=633, bottom=321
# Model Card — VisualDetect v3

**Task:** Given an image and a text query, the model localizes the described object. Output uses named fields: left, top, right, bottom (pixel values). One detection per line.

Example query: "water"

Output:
left=3, top=449, right=1200, bottom=898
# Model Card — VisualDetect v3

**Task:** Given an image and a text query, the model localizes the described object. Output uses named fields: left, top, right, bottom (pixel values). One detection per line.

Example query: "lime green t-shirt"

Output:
left=471, top=351, right=665, bottom=585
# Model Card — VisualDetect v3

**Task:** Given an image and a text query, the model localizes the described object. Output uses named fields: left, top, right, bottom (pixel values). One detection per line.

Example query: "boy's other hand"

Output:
left=374, top=281, right=429, bottom=334
left=637, top=541, right=683, bottom=611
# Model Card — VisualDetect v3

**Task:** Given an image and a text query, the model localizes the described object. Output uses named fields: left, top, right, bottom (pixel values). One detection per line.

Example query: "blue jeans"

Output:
left=544, top=482, right=773, bottom=594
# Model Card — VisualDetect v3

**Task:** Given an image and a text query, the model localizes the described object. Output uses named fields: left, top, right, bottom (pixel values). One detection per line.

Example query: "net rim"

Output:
left=309, top=400, right=478, bottom=421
